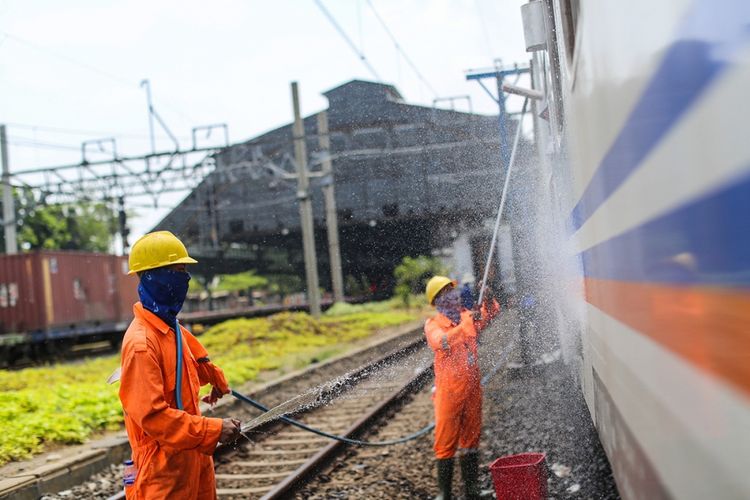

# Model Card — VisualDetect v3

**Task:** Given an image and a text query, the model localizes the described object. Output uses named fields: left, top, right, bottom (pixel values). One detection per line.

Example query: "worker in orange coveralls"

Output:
left=119, top=231, right=241, bottom=499
left=425, top=275, right=489, bottom=500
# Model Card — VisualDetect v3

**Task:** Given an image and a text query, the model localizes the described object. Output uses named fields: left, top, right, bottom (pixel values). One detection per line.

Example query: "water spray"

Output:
left=477, top=97, right=529, bottom=306
left=230, top=342, right=514, bottom=447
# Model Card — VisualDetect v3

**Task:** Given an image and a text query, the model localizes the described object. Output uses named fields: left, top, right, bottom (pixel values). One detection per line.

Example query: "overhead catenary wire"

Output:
left=474, top=0, right=497, bottom=61
left=364, top=0, right=438, bottom=97
left=6, top=121, right=192, bottom=141
left=1, top=32, right=135, bottom=88
left=7, top=138, right=83, bottom=152
left=313, top=0, right=382, bottom=82
left=1, top=31, right=193, bottom=122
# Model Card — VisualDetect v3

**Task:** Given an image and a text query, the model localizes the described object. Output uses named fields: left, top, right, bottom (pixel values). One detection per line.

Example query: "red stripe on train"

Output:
left=584, top=278, right=750, bottom=398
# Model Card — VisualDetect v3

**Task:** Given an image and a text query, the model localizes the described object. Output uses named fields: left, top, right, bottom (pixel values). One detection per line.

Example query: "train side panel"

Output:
left=531, top=0, right=750, bottom=498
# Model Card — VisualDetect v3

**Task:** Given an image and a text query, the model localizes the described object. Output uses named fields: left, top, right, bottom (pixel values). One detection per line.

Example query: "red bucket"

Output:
left=489, top=452, right=548, bottom=500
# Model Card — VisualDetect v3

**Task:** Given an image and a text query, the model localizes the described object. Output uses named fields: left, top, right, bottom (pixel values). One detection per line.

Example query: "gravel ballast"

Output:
left=299, top=314, right=620, bottom=499
left=37, top=314, right=621, bottom=499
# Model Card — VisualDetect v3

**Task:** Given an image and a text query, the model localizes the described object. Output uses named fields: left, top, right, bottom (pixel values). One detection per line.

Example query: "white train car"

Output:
left=518, top=1, right=750, bottom=498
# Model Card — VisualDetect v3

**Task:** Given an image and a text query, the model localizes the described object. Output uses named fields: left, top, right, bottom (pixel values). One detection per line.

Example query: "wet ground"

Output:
left=299, top=315, right=620, bottom=499
left=38, top=315, right=620, bottom=499
left=480, top=360, right=620, bottom=499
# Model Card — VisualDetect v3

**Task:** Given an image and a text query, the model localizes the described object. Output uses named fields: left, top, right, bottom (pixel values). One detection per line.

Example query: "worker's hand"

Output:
left=472, top=309, right=482, bottom=322
left=219, top=418, right=241, bottom=444
left=202, top=386, right=226, bottom=405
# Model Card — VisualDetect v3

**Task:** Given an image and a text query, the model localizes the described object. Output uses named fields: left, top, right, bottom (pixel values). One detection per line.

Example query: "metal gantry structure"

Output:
left=0, top=83, right=345, bottom=317
left=0, top=123, right=229, bottom=250
left=466, top=62, right=532, bottom=170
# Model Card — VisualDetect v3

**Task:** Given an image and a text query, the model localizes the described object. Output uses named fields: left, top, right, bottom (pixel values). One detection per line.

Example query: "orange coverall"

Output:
left=424, top=309, right=486, bottom=459
left=119, top=303, right=229, bottom=500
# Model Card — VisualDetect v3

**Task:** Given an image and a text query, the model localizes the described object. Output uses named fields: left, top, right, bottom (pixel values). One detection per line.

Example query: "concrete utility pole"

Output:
left=317, top=111, right=345, bottom=304
left=140, top=79, right=156, bottom=155
left=291, top=82, right=322, bottom=318
left=0, top=125, right=17, bottom=254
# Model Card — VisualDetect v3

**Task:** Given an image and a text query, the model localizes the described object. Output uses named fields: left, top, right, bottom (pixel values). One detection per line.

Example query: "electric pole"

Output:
left=141, top=79, right=156, bottom=155
left=0, top=125, right=17, bottom=254
left=291, top=82, right=321, bottom=317
left=317, top=111, right=345, bottom=304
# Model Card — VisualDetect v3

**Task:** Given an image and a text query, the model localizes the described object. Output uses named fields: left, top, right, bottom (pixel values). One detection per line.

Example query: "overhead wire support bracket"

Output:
left=191, top=124, right=230, bottom=150
left=81, top=137, right=118, bottom=164
left=465, top=63, right=531, bottom=169
left=140, top=78, right=181, bottom=173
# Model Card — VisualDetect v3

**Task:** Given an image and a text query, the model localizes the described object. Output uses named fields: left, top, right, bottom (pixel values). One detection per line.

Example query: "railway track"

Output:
left=298, top=384, right=436, bottom=498
left=210, top=339, right=433, bottom=499
left=27, top=318, right=512, bottom=500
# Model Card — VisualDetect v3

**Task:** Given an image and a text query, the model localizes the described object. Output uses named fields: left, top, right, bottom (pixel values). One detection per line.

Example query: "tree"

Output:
left=1, top=189, right=117, bottom=253
left=19, top=202, right=115, bottom=252
left=214, top=271, right=268, bottom=293
left=393, top=255, right=446, bottom=307
left=265, top=274, right=304, bottom=297
left=188, top=270, right=269, bottom=311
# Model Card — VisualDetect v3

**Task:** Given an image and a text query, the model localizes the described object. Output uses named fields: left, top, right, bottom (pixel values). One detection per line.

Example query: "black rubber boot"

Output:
left=435, top=457, right=454, bottom=500
left=460, top=451, right=481, bottom=499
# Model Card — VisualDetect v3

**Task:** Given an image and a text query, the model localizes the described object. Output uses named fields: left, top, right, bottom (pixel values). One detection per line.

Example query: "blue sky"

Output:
left=0, top=0, right=528, bottom=240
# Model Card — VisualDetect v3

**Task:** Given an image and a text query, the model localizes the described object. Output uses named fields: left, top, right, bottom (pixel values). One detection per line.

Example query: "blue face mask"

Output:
left=460, top=283, right=475, bottom=310
left=138, top=268, right=191, bottom=326
left=435, top=287, right=462, bottom=324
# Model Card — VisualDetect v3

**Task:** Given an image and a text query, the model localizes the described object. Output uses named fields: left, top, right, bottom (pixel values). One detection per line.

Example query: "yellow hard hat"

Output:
left=128, top=231, right=197, bottom=274
left=425, top=275, right=456, bottom=305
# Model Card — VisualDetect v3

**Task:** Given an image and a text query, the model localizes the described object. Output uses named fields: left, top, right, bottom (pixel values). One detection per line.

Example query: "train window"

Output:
left=49, top=257, right=58, bottom=274
left=560, top=0, right=580, bottom=62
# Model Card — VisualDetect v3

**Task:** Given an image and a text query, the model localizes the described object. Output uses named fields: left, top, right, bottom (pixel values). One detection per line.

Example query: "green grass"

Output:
left=0, top=301, right=420, bottom=465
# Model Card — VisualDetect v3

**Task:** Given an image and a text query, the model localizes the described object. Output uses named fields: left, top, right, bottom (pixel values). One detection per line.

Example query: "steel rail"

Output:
left=259, top=365, right=432, bottom=499
left=208, top=338, right=431, bottom=498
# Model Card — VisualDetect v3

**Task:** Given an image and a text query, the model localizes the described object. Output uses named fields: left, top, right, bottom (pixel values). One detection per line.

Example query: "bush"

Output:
left=393, top=256, right=447, bottom=307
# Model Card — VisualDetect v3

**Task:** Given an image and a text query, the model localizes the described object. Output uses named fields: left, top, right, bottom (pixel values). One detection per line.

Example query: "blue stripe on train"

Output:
left=580, top=171, right=750, bottom=287
left=569, top=0, right=750, bottom=231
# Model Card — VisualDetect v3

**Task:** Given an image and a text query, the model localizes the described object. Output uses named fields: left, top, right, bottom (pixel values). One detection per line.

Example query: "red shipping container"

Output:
left=0, top=251, right=138, bottom=335
left=489, top=452, right=548, bottom=500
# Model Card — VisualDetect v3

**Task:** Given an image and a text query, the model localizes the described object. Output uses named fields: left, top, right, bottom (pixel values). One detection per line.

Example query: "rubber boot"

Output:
left=435, top=457, right=454, bottom=500
left=460, top=451, right=481, bottom=499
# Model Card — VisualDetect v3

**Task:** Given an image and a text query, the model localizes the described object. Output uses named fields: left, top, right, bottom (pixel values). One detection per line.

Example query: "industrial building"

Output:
left=156, top=80, right=512, bottom=292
